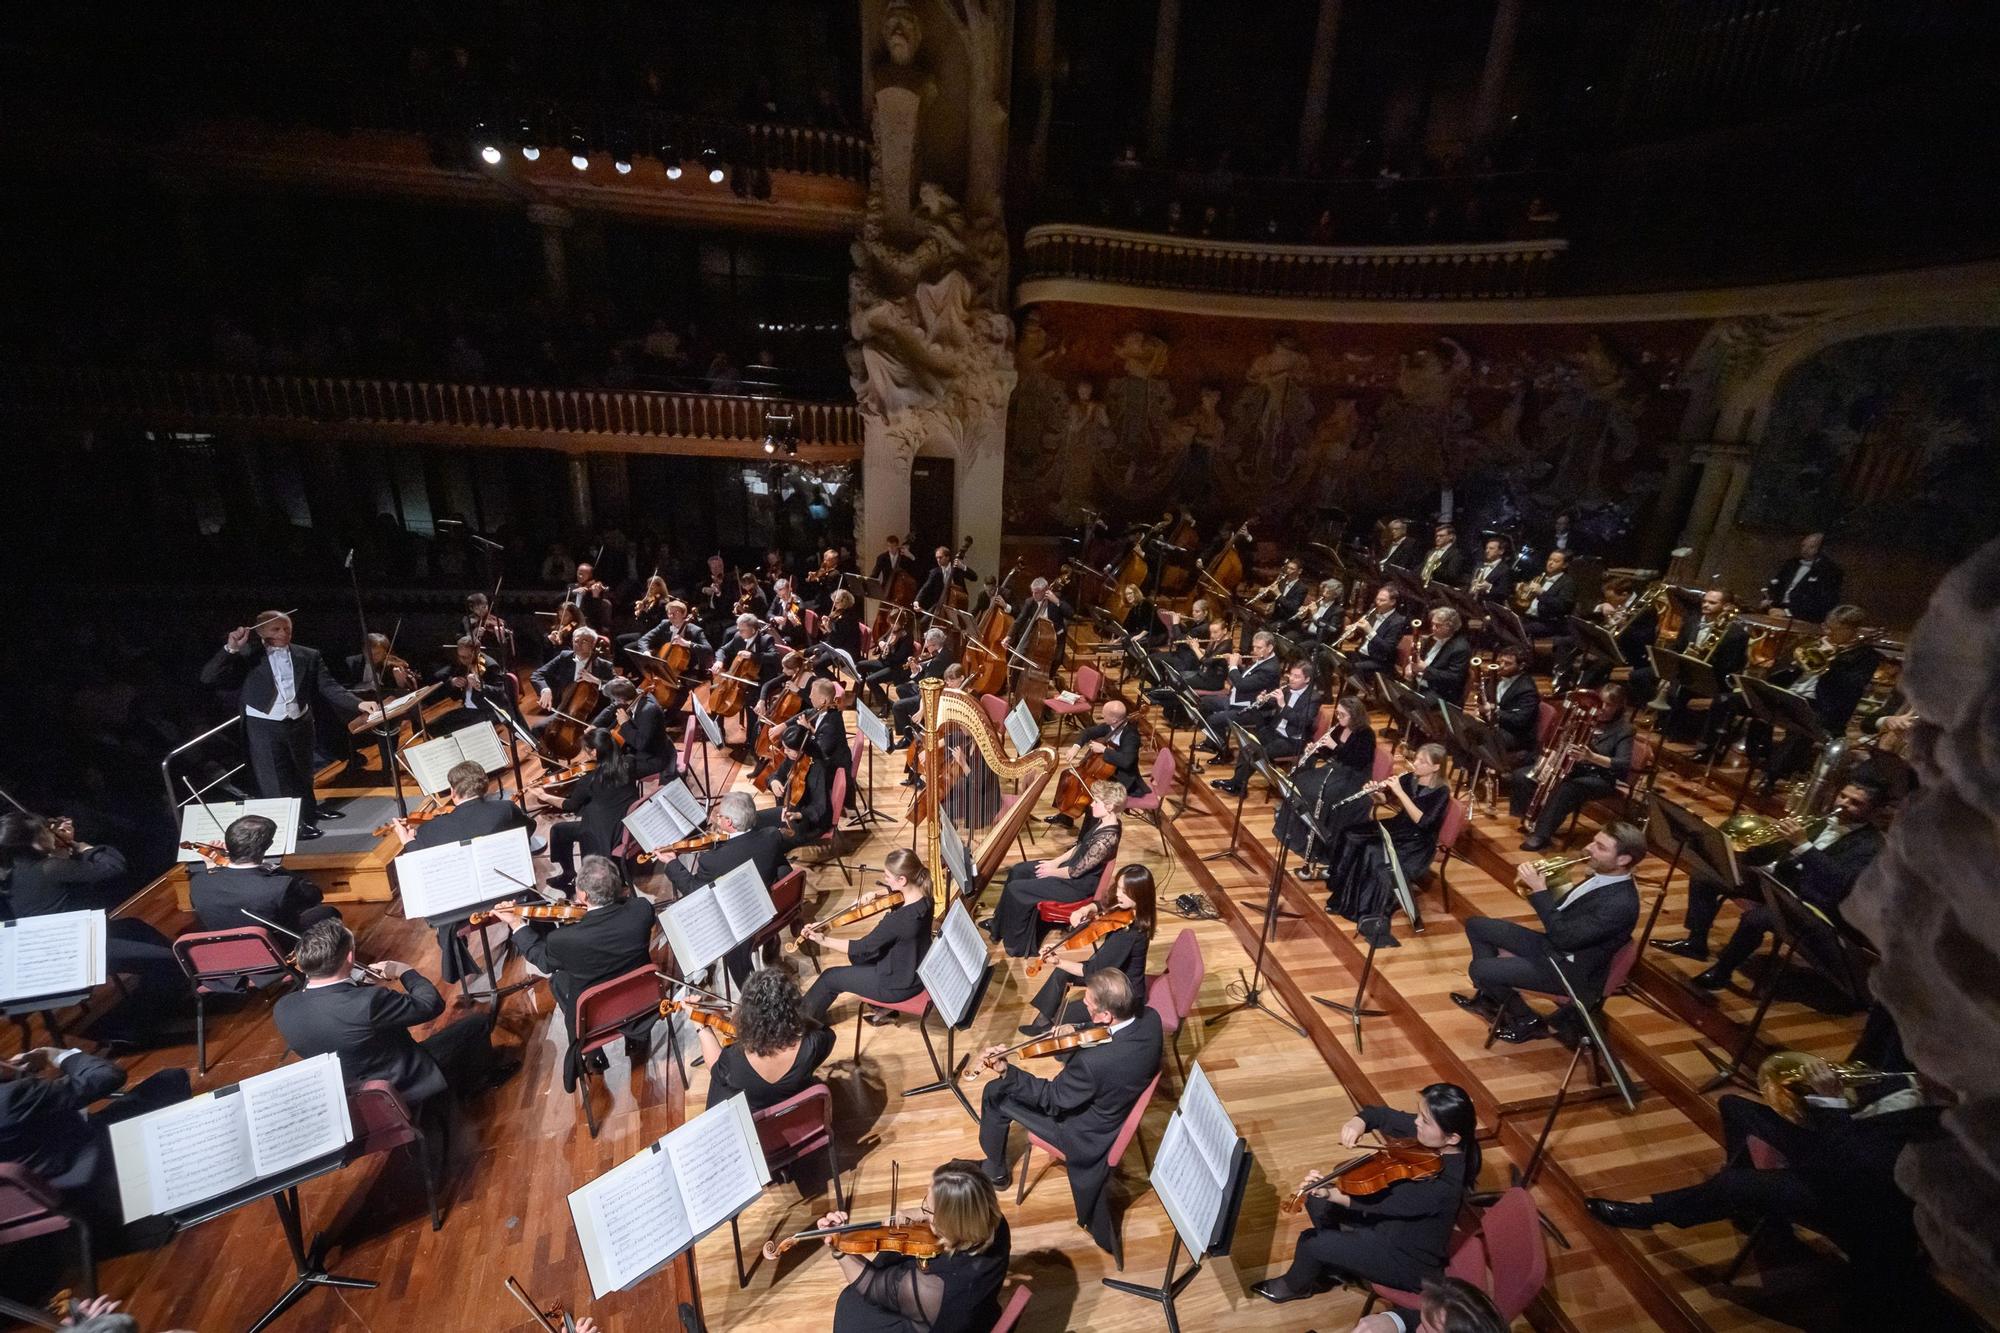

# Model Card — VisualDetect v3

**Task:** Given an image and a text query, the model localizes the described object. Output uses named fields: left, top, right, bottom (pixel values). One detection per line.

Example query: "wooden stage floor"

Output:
left=31, top=669, right=1878, bottom=1333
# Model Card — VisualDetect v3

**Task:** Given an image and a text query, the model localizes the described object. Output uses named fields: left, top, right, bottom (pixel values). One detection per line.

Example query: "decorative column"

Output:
left=527, top=204, right=573, bottom=310
left=1676, top=441, right=1752, bottom=581
left=1146, top=0, right=1182, bottom=160
left=1469, top=0, right=1523, bottom=147
left=1296, top=0, right=1346, bottom=173
left=564, top=456, right=593, bottom=531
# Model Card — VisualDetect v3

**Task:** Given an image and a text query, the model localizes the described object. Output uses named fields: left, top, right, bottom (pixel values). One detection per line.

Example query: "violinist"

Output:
left=462, top=591, right=514, bottom=662
left=487, top=856, right=657, bottom=1090
left=818, top=1159, right=1010, bottom=1333
left=531, top=626, right=614, bottom=723
left=700, top=967, right=834, bottom=1112
left=1412, top=607, right=1471, bottom=704
left=1343, top=586, right=1411, bottom=686
left=274, top=919, right=519, bottom=1108
left=761, top=546, right=791, bottom=587
left=860, top=609, right=916, bottom=710
left=804, top=546, right=845, bottom=613
left=1023, top=864, right=1155, bottom=1035
left=1250, top=1083, right=1478, bottom=1306
left=768, top=578, right=810, bottom=650
left=635, top=597, right=711, bottom=662
left=199, top=611, right=380, bottom=840
left=914, top=544, right=976, bottom=613
left=733, top=571, right=771, bottom=620
left=987, top=781, right=1124, bottom=957
left=818, top=587, right=865, bottom=661
left=346, top=631, right=417, bottom=700
left=799, top=847, right=934, bottom=1023
left=431, top=636, right=515, bottom=735
left=564, top=561, right=613, bottom=632
left=1213, top=660, right=1320, bottom=796
left=403, top=761, right=537, bottom=985
left=544, top=600, right=587, bottom=656
left=889, top=628, right=953, bottom=748
left=591, top=678, right=674, bottom=780
left=531, top=730, right=639, bottom=894
left=974, top=968, right=1160, bottom=1254
left=617, top=574, right=673, bottom=652
left=186, top=814, right=339, bottom=935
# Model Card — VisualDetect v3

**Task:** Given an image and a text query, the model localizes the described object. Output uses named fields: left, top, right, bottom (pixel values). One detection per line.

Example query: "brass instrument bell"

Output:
left=1756, top=1050, right=1915, bottom=1124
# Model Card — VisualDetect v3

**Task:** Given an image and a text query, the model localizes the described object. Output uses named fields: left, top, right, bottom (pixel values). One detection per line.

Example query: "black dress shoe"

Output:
left=1250, top=1279, right=1311, bottom=1305
left=1519, top=836, right=1551, bottom=852
left=316, top=807, right=346, bottom=821
left=1043, top=814, right=1076, bottom=829
left=1587, top=1197, right=1656, bottom=1229
left=1211, top=779, right=1244, bottom=796
left=1651, top=937, right=1709, bottom=961
left=1690, top=966, right=1730, bottom=990
left=863, top=1009, right=899, bottom=1027
left=981, top=1163, right=1012, bottom=1189
left=1493, top=1016, right=1550, bottom=1044
left=1450, top=991, right=1500, bottom=1018
left=1018, top=1022, right=1052, bottom=1039
left=298, top=826, right=325, bottom=841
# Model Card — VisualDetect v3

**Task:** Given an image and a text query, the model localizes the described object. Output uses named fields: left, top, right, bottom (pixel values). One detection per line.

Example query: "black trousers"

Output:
left=1465, top=916, right=1564, bottom=1024
left=1232, top=727, right=1302, bottom=784
left=991, top=864, right=1097, bottom=957
left=245, top=714, right=323, bottom=830
left=1276, top=1194, right=1431, bottom=1296
left=548, top=821, right=608, bottom=883
left=1509, top=769, right=1618, bottom=842
left=802, top=963, right=919, bottom=1022
left=1680, top=873, right=1753, bottom=950
left=419, top=1013, right=505, bottom=1100
left=978, top=1067, right=1119, bottom=1252
left=1029, top=971, right=1083, bottom=1025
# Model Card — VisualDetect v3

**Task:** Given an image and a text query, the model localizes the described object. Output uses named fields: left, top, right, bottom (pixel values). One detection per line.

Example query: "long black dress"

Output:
left=990, top=816, right=1122, bottom=957
left=1326, top=775, right=1449, bottom=942
left=832, top=1218, right=1011, bottom=1333
left=1273, top=725, right=1376, bottom=865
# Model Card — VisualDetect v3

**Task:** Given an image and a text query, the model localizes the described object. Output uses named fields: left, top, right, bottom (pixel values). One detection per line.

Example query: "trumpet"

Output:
left=1516, top=852, right=1591, bottom=897
left=1757, top=1050, right=1918, bottom=1124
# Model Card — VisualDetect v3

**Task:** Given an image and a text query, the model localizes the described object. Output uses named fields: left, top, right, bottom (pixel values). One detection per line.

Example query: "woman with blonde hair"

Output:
left=800, top=847, right=935, bottom=1022
left=820, top=1158, right=1011, bottom=1332
left=985, top=780, right=1124, bottom=957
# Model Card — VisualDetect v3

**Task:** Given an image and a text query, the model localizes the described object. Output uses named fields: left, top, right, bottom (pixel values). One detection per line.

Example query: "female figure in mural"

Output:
left=1368, top=337, right=1473, bottom=511
left=1006, top=313, right=1069, bottom=524
left=1058, top=381, right=1112, bottom=525
left=1222, top=336, right=1317, bottom=514
left=1170, top=385, right=1227, bottom=513
left=1103, top=331, right=1178, bottom=507
left=1542, top=332, right=1643, bottom=504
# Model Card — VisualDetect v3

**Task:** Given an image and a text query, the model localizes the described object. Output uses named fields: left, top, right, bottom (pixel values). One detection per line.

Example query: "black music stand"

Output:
left=351, top=683, right=441, bottom=819
left=1204, top=752, right=1305, bottom=1038
left=1384, top=567, right=1428, bottom=612
left=1485, top=604, right=1532, bottom=655
left=1645, top=793, right=1739, bottom=925
left=1201, top=721, right=1266, bottom=875
left=423, top=884, right=542, bottom=1006
left=1313, top=913, right=1391, bottom=1051
left=1567, top=616, right=1627, bottom=674
left=1168, top=683, right=1229, bottom=820
left=1448, top=708, right=1511, bottom=817
left=899, top=964, right=996, bottom=1126
left=1101, top=1137, right=1251, bottom=1333
left=1646, top=646, right=1722, bottom=748
left=1726, top=677, right=1826, bottom=817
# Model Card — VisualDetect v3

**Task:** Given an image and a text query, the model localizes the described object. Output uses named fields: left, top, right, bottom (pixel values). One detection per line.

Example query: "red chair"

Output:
left=1534, top=701, right=1561, bottom=752
left=1483, top=905, right=1648, bottom=1079
left=172, top=926, right=297, bottom=1074
left=1044, top=665, right=1103, bottom=743
left=1144, top=928, right=1205, bottom=1081
left=1120, top=748, right=1178, bottom=856
left=1364, top=1186, right=1545, bottom=1322
left=1371, top=742, right=1395, bottom=782
left=1033, top=859, right=1119, bottom=932
left=0, top=1164, right=94, bottom=1296
left=990, top=1284, right=1033, bottom=1332
left=802, top=609, right=820, bottom=640
left=347, top=1078, right=445, bottom=1231
left=1016, top=1070, right=1162, bottom=1269
left=744, top=868, right=810, bottom=974
left=572, top=965, right=666, bottom=1137
left=853, top=990, right=931, bottom=1064
left=679, top=715, right=710, bottom=793
left=979, top=692, right=1012, bottom=730
left=728, top=1084, right=844, bottom=1286
left=1427, top=797, right=1473, bottom=916
left=807, top=768, right=854, bottom=885
left=858, top=622, right=874, bottom=654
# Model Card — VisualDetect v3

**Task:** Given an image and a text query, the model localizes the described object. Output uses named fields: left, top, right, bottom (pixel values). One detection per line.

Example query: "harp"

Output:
left=915, top=677, right=1060, bottom=915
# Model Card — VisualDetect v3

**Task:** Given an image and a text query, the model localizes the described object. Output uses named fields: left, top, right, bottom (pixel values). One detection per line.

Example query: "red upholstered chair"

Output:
left=979, top=692, right=1012, bottom=729
left=1033, top=859, right=1119, bottom=933
left=1483, top=904, right=1648, bottom=1081
left=1534, top=702, right=1561, bottom=752
left=1016, top=1070, right=1163, bottom=1269
left=679, top=715, right=710, bottom=794
left=990, top=1284, right=1033, bottom=1332
left=172, top=926, right=297, bottom=1074
left=1144, top=928, right=1205, bottom=1081
left=807, top=768, right=854, bottom=885
left=1044, top=665, right=1103, bottom=743
left=802, top=609, right=820, bottom=640
left=347, top=1078, right=445, bottom=1231
left=859, top=622, right=874, bottom=654
left=572, top=965, right=666, bottom=1137
left=1427, top=796, right=1473, bottom=916
left=0, top=1164, right=94, bottom=1296
left=1371, top=742, right=1395, bottom=783
left=744, top=867, right=809, bottom=972
left=1121, top=747, right=1178, bottom=856
left=1364, top=1186, right=1545, bottom=1322
left=728, top=1084, right=843, bottom=1286
left=853, top=990, right=932, bottom=1064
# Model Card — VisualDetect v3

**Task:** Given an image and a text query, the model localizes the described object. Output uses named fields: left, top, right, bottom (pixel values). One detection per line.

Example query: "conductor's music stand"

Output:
left=351, top=682, right=442, bottom=819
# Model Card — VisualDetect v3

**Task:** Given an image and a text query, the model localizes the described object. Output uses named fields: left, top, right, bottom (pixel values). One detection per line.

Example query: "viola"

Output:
left=970, top=1024, right=1113, bottom=1079
left=467, top=901, right=589, bottom=927
left=1281, top=1138, right=1444, bottom=1213
left=803, top=885, right=900, bottom=936
left=634, top=830, right=727, bottom=865
left=180, top=839, right=228, bottom=866
left=1028, top=908, right=1134, bottom=977
left=762, top=1219, right=944, bottom=1266
left=659, top=997, right=735, bottom=1042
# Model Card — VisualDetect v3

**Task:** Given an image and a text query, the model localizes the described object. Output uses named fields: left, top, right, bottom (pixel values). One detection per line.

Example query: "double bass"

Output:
left=1203, top=519, right=1253, bottom=595
left=1017, top=569, right=1070, bottom=680
left=1155, top=509, right=1201, bottom=596
left=873, top=561, right=919, bottom=640
left=943, top=535, right=976, bottom=613
left=960, top=563, right=1019, bottom=696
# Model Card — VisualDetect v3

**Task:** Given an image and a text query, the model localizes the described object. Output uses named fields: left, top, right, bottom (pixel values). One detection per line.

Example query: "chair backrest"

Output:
left=1310, top=704, right=1335, bottom=741
left=1165, top=928, right=1204, bottom=1025
left=1745, top=1134, right=1788, bottom=1171
left=1598, top=932, right=1642, bottom=1000
left=859, top=622, right=874, bottom=653
left=1479, top=1186, right=1549, bottom=1319
left=1535, top=702, right=1560, bottom=750
left=1106, top=1071, right=1163, bottom=1168
left=751, top=1083, right=835, bottom=1170
left=1094, top=857, right=1119, bottom=899
left=1147, top=745, right=1177, bottom=795
left=749, top=868, right=808, bottom=952
left=574, top=965, right=665, bottom=1049
left=989, top=1284, right=1034, bottom=1333
left=173, top=927, right=291, bottom=986
left=0, top=1164, right=65, bottom=1238
left=980, top=693, right=1010, bottom=729
left=1436, top=797, right=1470, bottom=854
left=1628, top=736, right=1654, bottom=777
left=1144, top=971, right=1175, bottom=1033
left=828, top=767, right=849, bottom=827
left=803, top=609, right=819, bottom=639
left=681, top=714, right=704, bottom=768
left=1371, top=743, right=1394, bottom=782
left=347, top=1079, right=420, bottom=1158
left=1072, top=664, right=1104, bottom=702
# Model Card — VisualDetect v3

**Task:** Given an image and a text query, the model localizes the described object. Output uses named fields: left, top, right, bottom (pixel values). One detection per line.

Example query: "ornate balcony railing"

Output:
left=1, top=367, right=863, bottom=458
left=1019, top=225, right=1568, bottom=303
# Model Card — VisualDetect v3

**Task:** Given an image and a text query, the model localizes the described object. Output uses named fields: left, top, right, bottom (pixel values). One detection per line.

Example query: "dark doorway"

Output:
left=908, top=457, right=956, bottom=557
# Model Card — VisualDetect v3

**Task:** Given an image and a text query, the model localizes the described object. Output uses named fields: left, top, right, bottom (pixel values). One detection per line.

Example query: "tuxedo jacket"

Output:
left=663, top=826, right=790, bottom=899
left=818, top=611, right=864, bottom=661
left=636, top=619, right=711, bottom=659
left=872, top=549, right=920, bottom=584
left=186, top=863, right=326, bottom=934
left=1357, top=611, right=1411, bottom=669
left=515, top=895, right=658, bottom=1029
left=717, top=629, right=783, bottom=682
left=1076, top=722, right=1145, bottom=793
left=1765, top=556, right=1845, bottom=624
left=274, top=973, right=454, bottom=1104
left=1527, top=875, right=1640, bottom=1004
left=530, top=650, right=614, bottom=698
left=1779, top=823, right=1884, bottom=914
left=592, top=695, right=674, bottom=772
left=1419, top=545, right=1470, bottom=588
left=1010, top=1007, right=1162, bottom=1165
left=200, top=642, right=362, bottom=724
left=1672, top=617, right=1750, bottom=683
left=1467, top=560, right=1514, bottom=603
left=1222, top=655, right=1282, bottom=706
left=0, top=1051, right=126, bottom=1194
left=1489, top=673, right=1543, bottom=753
left=1524, top=573, right=1577, bottom=625
left=406, top=795, right=534, bottom=853
left=1380, top=537, right=1423, bottom=572
left=429, top=654, right=511, bottom=714
left=1251, top=687, right=1321, bottom=748
left=1420, top=633, right=1472, bottom=701
left=915, top=564, right=977, bottom=611
left=1775, top=645, right=1882, bottom=731
left=1267, top=578, right=1308, bottom=624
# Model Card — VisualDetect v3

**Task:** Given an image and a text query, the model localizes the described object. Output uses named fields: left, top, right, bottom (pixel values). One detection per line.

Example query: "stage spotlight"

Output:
left=569, top=131, right=590, bottom=171
left=762, top=433, right=778, bottom=455
left=611, top=131, right=635, bottom=175
left=700, top=147, right=724, bottom=183
left=480, top=145, right=503, bottom=165
left=615, top=158, right=632, bottom=174
left=666, top=162, right=684, bottom=180
left=517, top=116, right=540, bottom=160
left=474, top=121, right=503, bottom=165
left=521, top=144, right=541, bottom=161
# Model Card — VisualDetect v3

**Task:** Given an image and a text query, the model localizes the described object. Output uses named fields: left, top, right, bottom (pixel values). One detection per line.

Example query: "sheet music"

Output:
left=0, top=910, right=106, bottom=1001
left=938, top=816, right=974, bottom=897
left=239, top=1054, right=352, bottom=1178
left=853, top=700, right=892, bottom=752
left=402, top=724, right=511, bottom=794
left=573, top=1144, right=689, bottom=1298
left=620, top=798, right=687, bottom=854
left=451, top=721, right=511, bottom=775
left=692, top=695, right=724, bottom=746
left=709, top=859, right=775, bottom=939
left=176, top=798, right=301, bottom=861
left=1005, top=701, right=1041, bottom=754
left=115, top=1093, right=255, bottom=1220
left=1178, top=1064, right=1239, bottom=1183
left=666, top=1094, right=769, bottom=1237
left=394, top=826, right=535, bottom=918
left=939, top=900, right=988, bottom=984
left=659, top=890, right=735, bottom=976
left=1153, top=1114, right=1224, bottom=1258
left=919, top=901, right=988, bottom=1027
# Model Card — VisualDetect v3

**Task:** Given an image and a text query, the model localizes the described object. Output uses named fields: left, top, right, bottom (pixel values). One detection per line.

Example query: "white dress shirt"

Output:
left=244, top=647, right=304, bottom=722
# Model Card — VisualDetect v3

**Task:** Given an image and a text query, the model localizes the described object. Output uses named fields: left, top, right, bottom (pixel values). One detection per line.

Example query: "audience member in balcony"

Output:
left=1309, top=210, right=1337, bottom=245
left=603, top=345, right=636, bottom=389
left=808, top=85, right=853, bottom=132
left=708, top=351, right=744, bottom=394
left=643, top=318, right=682, bottom=366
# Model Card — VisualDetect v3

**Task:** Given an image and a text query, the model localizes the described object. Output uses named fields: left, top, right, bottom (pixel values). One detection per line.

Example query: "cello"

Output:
left=750, top=674, right=811, bottom=790
left=1048, top=745, right=1117, bottom=823
left=539, top=672, right=603, bottom=762
left=705, top=648, right=760, bottom=721
left=959, top=563, right=1019, bottom=696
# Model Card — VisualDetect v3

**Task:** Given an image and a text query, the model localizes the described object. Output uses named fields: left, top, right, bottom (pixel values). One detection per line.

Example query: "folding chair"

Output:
left=347, top=1079, right=446, bottom=1231
left=728, top=1084, right=843, bottom=1286
left=572, top=966, right=666, bottom=1137
left=1016, top=1071, right=1162, bottom=1269
left=171, top=926, right=297, bottom=1074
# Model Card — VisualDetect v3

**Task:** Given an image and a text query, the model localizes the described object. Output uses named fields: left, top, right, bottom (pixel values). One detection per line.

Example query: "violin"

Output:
left=466, top=901, right=589, bottom=927
left=658, top=997, right=736, bottom=1042
left=1281, top=1138, right=1444, bottom=1213
left=803, top=884, right=900, bottom=937
left=761, top=1218, right=944, bottom=1266
left=1028, top=908, right=1134, bottom=977
left=179, top=839, right=228, bottom=866
left=969, top=1024, right=1113, bottom=1079
left=634, top=830, right=728, bottom=864
left=374, top=797, right=449, bottom=837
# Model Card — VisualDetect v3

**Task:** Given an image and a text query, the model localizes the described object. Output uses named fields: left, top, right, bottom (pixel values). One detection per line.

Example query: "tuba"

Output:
left=1757, top=1050, right=1915, bottom=1124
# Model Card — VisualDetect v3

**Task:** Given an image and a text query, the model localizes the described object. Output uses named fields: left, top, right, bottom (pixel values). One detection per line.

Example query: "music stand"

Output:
left=1727, top=677, right=1826, bottom=817
left=898, top=964, right=996, bottom=1125
left=1645, top=793, right=1738, bottom=919
left=1485, top=604, right=1532, bottom=655
left=1102, top=1134, right=1250, bottom=1333
left=1566, top=616, right=1627, bottom=672
left=1646, top=646, right=1721, bottom=747
left=1168, top=683, right=1228, bottom=819
left=349, top=683, right=442, bottom=819
left=1450, top=708, right=1511, bottom=817
left=1385, top=567, right=1428, bottom=612
left=1203, top=752, right=1305, bottom=1038
left=1313, top=913, right=1391, bottom=1051
left=1201, top=720, right=1267, bottom=875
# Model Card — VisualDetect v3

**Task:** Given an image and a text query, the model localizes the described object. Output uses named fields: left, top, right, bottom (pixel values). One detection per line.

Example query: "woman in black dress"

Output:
left=534, top=729, right=639, bottom=892
left=1252, top=1083, right=1479, bottom=1306
left=986, top=782, right=1125, bottom=957
left=701, top=967, right=836, bottom=1112
left=1274, top=695, right=1377, bottom=867
left=823, top=1158, right=1012, bottom=1333
left=799, top=847, right=934, bottom=1022
left=1326, top=742, right=1451, bottom=946
left=817, top=588, right=866, bottom=662
left=617, top=575, right=672, bottom=652
left=1023, top=863, right=1156, bottom=1034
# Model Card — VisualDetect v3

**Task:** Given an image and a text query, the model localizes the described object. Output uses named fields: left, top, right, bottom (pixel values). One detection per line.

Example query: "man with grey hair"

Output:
left=1194, top=630, right=1282, bottom=763
left=662, top=793, right=789, bottom=986
left=1417, top=606, right=1472, bottom=704
left=890, top=626, right=954, bottom=745
left=530, top=624, right=614, bottom=721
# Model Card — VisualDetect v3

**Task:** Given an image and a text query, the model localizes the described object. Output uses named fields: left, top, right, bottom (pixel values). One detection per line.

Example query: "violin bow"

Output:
left=503, top=1276, right=574, bottom=1333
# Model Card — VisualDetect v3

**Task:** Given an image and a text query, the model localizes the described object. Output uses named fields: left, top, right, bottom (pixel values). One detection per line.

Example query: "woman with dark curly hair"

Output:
left=700, top=967, right=835, bottom=1112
